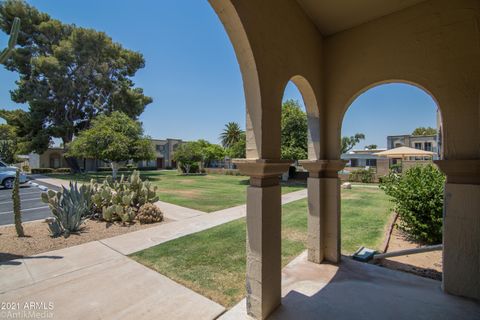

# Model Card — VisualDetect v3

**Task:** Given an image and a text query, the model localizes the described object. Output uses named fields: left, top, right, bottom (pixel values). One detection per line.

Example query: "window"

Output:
left=424, top=142, right=432, bottom=151
left=395, top=143, right=403, bottom=148
left=414, top=142, right=422, bottom=150
left=0, top=161, right=5, bottom=167
left=366, top=159, right=377, bottom=167
left=156, top=145, right=165, bottom=152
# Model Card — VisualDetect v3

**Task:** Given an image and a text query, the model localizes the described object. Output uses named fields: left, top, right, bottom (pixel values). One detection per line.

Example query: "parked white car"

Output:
left=0, top=160, right=28, bottom=189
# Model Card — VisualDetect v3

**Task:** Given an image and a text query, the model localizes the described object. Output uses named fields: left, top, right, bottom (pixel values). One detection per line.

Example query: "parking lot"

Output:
left=0, top=182, right=58, bottom=226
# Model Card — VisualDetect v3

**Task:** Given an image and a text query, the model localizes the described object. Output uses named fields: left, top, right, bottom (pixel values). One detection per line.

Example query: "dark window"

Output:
left=156, top=145, right=165, bottom=152
left=366, top=159, right=377, bottom=167
left=414, top=142, right=422, bottom=150
left=424, top=142, right=432, bottom=151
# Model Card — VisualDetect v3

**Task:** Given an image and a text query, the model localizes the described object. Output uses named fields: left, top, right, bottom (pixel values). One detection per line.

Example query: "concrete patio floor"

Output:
left=221, top=252, right=480, bottom=320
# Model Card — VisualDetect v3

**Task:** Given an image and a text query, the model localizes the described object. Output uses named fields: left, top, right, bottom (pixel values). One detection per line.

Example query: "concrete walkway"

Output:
left=31, top=176, right=78, bottom=189
left=0, top=189, right=308, bottom=320
left=0, top=241, right=225, bottom=320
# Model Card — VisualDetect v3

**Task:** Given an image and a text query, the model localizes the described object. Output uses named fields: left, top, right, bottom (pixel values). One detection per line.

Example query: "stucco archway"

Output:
left=288, top=75, right=321, bottom=161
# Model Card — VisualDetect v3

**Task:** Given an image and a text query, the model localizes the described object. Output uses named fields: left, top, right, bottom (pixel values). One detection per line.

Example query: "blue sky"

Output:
left=0, top=0, right=437, bottom=149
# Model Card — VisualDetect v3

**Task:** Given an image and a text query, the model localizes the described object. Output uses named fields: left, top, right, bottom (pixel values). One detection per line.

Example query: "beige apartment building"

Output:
left=28, top=138, right=183, bottom=170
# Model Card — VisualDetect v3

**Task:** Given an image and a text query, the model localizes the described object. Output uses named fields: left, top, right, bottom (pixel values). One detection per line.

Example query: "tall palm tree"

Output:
left=220, top=122, right=244, bottom=148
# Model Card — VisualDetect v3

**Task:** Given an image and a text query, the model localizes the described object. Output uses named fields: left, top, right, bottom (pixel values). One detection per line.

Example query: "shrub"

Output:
left=97, top=167, right=113, bottom=172
left=136, top=203, right=163, bottom=224
left=380, top=164, right=444, bottom=244
left=348, top=168, right=375, bottom=183
left=54, top=167, right=71, bottom=173
left=31, top=168, right=54, bottom=174
left=41, top=182, right=93, bottom=237
left=22, top=165, right=30, bottom=172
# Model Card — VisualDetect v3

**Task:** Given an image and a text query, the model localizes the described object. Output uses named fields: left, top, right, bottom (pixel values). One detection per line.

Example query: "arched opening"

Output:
left=340, top=82, right=443, bottom=279
left=278, top=77, right=318, bottom=279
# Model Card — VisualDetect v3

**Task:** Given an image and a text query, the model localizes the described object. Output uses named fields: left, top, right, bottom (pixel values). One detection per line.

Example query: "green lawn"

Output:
left=48, top=170, right=305, bottom=212
left=130, top=185, right=391, bottom=307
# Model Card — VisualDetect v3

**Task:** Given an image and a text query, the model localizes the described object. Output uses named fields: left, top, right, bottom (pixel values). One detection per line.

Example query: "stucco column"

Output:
left=234, top=159, right=292, bottom=319
left=299, top=160, right=346, bottom=264
left=435, top=160, right=480, bottom=301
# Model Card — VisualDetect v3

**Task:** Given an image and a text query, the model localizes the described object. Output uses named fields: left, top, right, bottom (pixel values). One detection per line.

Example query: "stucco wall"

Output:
left=210, top=0, right=324, bottom=159
left=323, top=0, right=480, bottom=160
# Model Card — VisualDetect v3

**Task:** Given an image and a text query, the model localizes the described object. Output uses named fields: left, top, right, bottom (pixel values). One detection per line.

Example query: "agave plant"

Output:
left=41, top=182, right=93, bottom=237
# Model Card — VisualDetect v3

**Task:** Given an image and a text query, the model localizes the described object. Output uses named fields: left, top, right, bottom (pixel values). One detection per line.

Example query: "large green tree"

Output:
left=0, top=0, right=152, bottom=170
left=412, top=127, right=437, bottom=136
left=226, top=132, right=246, bottom=159
left=281, top=99, right=307, bottom=160
left=67, top=112, right=154, bottom=179
left=173, top=142, right=203, bottom=174
left=195, top=139, right=225, bottom=168
left=0, top=123, right=19, bottom=163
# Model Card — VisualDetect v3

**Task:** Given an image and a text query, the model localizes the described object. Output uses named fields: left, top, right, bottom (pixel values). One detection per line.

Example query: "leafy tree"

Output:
left=67, top=112, right=154, bottom=179
left=173, top=142, right=203, bottom=174
left=220, top=122, right=244, bottom=148
left=281, top=99, right=307, bottom=160
left=341, top=133, right=365, bottom=154
left=412, top=127, right=437, bottom=136
left=365, top=144, right=378, bottom=150
left=195, top=140, right=225, bottom=168
left=226, top=133, right=246, bottom=159
left=0, top=123, right=19, bottom=163
left=0, top=0, right=152, bottom=170
left=380, top=164, right=444, bottom=244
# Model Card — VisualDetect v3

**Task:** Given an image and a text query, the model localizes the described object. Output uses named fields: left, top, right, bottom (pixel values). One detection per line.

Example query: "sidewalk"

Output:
left=0, top=189, right=308, bottom=320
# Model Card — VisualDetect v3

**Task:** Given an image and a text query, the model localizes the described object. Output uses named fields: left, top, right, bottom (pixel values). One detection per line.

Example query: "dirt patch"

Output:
left=375, top=226, right=442, bottom=280
left=0, top=218, right=166, bottom=262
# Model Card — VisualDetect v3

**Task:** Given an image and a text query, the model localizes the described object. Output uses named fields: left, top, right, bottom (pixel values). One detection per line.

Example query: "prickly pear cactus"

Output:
left=88, top=170, right=159, bottom=223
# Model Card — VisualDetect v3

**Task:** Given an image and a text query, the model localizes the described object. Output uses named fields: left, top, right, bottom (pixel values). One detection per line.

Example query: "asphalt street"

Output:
left=0, top=181, right=59, bottom=226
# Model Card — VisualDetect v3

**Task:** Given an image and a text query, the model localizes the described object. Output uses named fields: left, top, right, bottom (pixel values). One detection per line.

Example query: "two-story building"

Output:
left=29, top=138, right=183, bottom=170
left=387, top=134, right=439, bottom=160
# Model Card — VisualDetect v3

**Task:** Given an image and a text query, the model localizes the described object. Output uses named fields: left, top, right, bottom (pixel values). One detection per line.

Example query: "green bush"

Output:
left=31, top=168, right=54, bottom=174
left=380, top=164, right=445, bottom=244
left=54, top=167, right=71, bottom=173
left=348, top=168, right=375, bottom=183
left=22, top=165, right=30, bottom=172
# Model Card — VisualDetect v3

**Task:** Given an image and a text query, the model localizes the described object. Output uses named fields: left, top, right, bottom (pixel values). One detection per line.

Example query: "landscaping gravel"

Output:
left=0, top=218, right=167, bottom=262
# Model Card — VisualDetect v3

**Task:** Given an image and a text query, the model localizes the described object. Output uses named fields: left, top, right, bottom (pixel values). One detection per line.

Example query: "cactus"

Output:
left=41, top=182, right=93, bottom=237
left=0, top=17, right=20, bottom=64
left=136, top=203, right=163, bottom=224
left=12, top=169, right=25, bottom=237
left=88, top=170, right=158, bottom=223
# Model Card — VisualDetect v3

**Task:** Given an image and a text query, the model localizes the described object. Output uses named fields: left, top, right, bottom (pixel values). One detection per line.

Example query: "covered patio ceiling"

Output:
left=296, top=0, right=428, bottom=35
